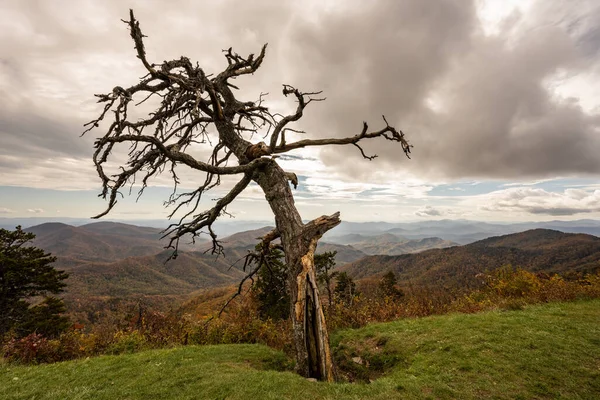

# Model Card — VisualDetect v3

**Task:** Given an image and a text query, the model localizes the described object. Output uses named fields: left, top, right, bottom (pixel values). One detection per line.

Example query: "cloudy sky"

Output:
left=1, top=0, right=600, bottom=224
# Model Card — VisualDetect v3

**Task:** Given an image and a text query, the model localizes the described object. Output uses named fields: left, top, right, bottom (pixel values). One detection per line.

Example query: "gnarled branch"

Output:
left=303, top=212, right=342, bottom=239
left=269, top=85, right=324, bottom=151
left=273, top=116, right=412, bottom=160
left=163, top=171, right=256, bottom=256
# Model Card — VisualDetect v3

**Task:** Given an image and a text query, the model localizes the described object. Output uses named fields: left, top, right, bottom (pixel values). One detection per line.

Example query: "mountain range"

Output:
left=5, top=217, right=600, bottom=244
left=342, top=229, right=600, bottom=290
left=324, top=219, right=600, bottom=245
left=324, top=233, right=457, bottom=255
left=16, top=220, right=600, bottom=305
left=24, top=222, right=244, bottom=298
left=22, top=222, right=367, bottom=300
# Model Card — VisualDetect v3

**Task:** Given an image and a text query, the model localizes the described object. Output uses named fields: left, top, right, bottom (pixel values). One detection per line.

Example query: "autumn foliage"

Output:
left=3, top=266, right=600, bottom=364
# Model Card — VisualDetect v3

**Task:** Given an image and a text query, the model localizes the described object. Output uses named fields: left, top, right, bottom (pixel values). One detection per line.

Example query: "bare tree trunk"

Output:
left=255, top=160, right=339, bottom=381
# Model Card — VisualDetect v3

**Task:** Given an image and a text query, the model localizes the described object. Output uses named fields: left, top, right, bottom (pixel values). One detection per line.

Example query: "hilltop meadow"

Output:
left=2, top=300, right=599, bottom=399
left=2, top=222, right=600, bottom=399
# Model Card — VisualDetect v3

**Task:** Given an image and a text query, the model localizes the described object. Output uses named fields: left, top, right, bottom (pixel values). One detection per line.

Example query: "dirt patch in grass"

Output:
left=333, top=334, right=408, bottom=383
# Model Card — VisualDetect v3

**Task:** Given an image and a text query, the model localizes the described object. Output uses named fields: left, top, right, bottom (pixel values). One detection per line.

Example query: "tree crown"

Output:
left=83, top=10, right=411, bottom=256
left=0, top=226, right=69, bottom=337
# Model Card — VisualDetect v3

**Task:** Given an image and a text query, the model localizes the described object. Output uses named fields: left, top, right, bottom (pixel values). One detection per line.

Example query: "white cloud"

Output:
left=477, top=187, right=600, bottom=216
left=27, top=208, right=44, bottom=213
left=415, top=206, right=443, bottom=217
left=0, top=207, right=14, bottom=214
left=501, top=178, right=559, bottom=187
left=476, top=0, right=534, bottom=37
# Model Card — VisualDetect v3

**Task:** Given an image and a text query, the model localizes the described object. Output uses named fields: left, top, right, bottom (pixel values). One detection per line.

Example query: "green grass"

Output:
left=2, top=300, right=600, bottom=399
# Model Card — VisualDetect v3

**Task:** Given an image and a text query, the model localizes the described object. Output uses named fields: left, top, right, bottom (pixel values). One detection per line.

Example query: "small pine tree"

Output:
left=378, top=271, right=404, bottom=300
left=252, top=248, right=290, bottom=320
left=253, top=249, right=340, bottom=318
left=0, top=226, right=69, bottom=338
left=315, top=251, right=338, bottom=307
left=16, top=297, right=70, bottom=338
left=334, top=272, right=359, bottom=306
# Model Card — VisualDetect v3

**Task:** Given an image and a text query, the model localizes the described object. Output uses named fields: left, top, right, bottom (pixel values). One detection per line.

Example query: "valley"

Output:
left=12, top=219, right=600, bottom=310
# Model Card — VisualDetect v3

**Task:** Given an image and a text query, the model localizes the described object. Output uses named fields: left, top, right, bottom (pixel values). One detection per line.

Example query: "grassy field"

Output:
left=2, top=300, right=599, bottom=399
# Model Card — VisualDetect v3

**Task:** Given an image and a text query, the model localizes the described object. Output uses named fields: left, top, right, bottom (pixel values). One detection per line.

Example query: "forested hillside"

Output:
left=342, top=229, right=600, bottom=289
left=24, top=223, right=600, bottom=302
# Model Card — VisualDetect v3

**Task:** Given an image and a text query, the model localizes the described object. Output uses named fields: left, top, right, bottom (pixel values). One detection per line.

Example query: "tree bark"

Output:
left=254, top=159, right=339, bottom=381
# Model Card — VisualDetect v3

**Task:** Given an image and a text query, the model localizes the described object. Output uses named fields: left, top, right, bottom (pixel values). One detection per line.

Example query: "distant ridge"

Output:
left=325, top=232, right=458, bottom=255
left=26, top=222, right=169, bottom=264
left=324, top=219, right=600, bottom=244
left=474, top=228, right=593, bottom=250
left=23, top=222, right=370, bottom=299
left=79, top=221, right=165, bottom=238
left=342, top=229, right=600, bottom=289
left=24, top=222, right=251, bottom=299
left=19, top=222, right=600, bottom=302
left=5, top=217, right=600, bottom=243
left=197, top=226, right=369, bottom=264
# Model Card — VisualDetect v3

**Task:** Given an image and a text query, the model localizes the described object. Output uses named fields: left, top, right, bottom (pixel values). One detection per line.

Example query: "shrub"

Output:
left=487, top=266, right=541, bottom=298
left=188, top=294, right=293, bottom=355
left=107, top=330, right=148, bottom=355
left=2, top=333, right=59, bottom=364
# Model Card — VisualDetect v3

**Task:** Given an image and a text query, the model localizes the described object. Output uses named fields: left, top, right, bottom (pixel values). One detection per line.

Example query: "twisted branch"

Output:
left=273, top=116, right=412, bottom=160
left=269, top=85, right=324, bottom=151
left=163, top=171, right=257, bottom=256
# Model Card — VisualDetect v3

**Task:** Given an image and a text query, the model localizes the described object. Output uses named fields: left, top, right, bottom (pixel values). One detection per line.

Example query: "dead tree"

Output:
left=84, top=10, right=411, bottom=381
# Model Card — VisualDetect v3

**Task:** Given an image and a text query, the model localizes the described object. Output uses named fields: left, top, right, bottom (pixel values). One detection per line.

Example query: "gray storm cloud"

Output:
left=0, top=0, right=599, bottom=190
left=290, top=0, right=600, bottom=180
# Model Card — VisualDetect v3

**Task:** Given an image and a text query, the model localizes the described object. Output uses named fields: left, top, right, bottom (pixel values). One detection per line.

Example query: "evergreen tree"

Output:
left=252, top=247, right=290, bottom=320
left=334, top=272, right=359, bottom=306
left=378, top=271, right=404, bottom=300
left=16, top=296, right=70, bottom=338
left=315, top=251, right=338, bottom=307
left=253, top=249, right=340, bottom=318
left=0, top=226, right=69, bottom=338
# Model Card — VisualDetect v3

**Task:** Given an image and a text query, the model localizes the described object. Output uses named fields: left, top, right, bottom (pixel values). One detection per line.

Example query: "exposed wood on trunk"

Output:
left=296, top=237, right=335, bottom=381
